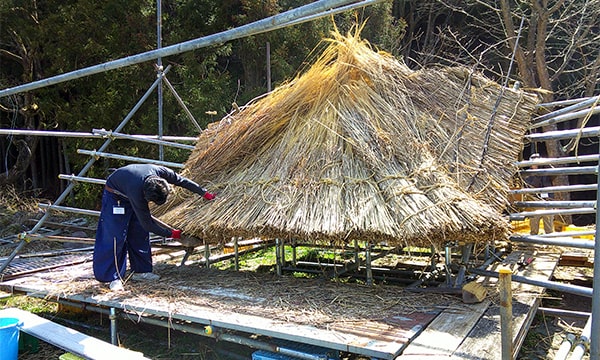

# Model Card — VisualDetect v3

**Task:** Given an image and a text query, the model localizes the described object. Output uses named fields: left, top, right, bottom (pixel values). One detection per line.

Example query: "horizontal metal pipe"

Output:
left=538, top=307, right=591, bottom=319
left=77, top=149, right=184, bottom=168
left=509, top=234, right=595, bottom=249
left=0, top=128, right=197, bottom=142
left=530, top=105, right=600, bottom=129
left=0, top=0, right=381, bottom=98
left=526, top=126, right=600, bottom=142
left=513, top=200, right=596, bottom=208
left=517, top=154, right=599, bottom=168
left=509, top=184, right=597, bottom=194
left=540, top=230, right=595, bottom=238
left=531, top=95, right=599, bottom=124
left=510, top=208, right=596, bottom=219
left=520, top=166, right=597, bottom=176
left=92, top=129, right=195, bottom=150
left=469, top=268, right=593, bottom=297
left=58, top=174, right=106, bottom=185
left=38, top=203, right=100, bottom=217
left=537, top=97, right=595, bottom=109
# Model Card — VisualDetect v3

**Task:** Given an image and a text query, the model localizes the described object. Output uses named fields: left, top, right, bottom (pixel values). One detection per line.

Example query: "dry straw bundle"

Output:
left=155, top=27, right=539, bottom=248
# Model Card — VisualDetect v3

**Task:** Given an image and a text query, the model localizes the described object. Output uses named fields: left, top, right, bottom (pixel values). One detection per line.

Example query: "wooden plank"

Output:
left=398, top=300, right=490, bottom=358
left=0, top=307, right=149, bottom=360
left=450, top=249, right=560, bottom=359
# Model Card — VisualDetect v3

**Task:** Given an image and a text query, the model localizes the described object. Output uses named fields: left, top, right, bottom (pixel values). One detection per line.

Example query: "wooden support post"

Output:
left=499, top=267, right=513, bottom=360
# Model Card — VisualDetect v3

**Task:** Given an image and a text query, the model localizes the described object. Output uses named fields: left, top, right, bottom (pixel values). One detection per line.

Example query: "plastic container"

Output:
left=0, top=317, right=22, bottom=360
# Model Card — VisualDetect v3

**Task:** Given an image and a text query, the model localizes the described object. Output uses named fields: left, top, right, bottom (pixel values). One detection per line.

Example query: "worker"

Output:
left=525, top=153, right=554, bottom=235
left=93, top=164, right=215, bottom=291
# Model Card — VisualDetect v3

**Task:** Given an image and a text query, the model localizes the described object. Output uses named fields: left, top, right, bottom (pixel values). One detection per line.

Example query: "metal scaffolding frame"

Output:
left=509, top=95, right=600, bottom=359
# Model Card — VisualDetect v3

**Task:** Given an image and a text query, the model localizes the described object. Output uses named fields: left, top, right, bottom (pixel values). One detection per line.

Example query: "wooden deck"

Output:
left=0, top=246, right=559, bottom=359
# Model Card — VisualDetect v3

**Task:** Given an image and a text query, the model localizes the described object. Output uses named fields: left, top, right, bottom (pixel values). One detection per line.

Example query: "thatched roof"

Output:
left=155, top=29, right=540, bottom=248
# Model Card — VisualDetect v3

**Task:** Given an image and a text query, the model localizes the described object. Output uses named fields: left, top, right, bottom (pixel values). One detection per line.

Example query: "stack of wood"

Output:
left=155, top=26, right=540, bottom=248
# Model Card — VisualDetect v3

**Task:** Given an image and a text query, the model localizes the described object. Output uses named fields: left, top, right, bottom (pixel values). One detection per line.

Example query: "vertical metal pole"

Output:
left=266, top=41, right=271, bottom=92
left=444, top=245, right=453, bottom=286
left=365, top=242, right=373, bottom=285
left=234, top=237, right=239, bottom=271
left=109, top=307, right=118, bottom=345
left=499, top=267, right=513, bottom=360
left=156, top=0, right=164, bottom=161
left=204, top=243, right=210, bottom=269
left=292, top=240, right=297, bottom=267
left=275, top=239, right=282, bottom=276
left=591, top=153, right=600, bottom=358
left=279, top=238, right=285, bottom=267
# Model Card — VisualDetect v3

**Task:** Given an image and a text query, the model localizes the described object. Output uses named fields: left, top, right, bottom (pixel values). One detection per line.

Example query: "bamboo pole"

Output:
left=0, top=0, right=383, bottom=98
left=499, top=267, right=513, bottom=360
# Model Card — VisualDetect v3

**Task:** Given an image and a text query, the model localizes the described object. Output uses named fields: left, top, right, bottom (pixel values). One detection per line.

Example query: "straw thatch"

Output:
left=155, top=27, right=539, bottom=248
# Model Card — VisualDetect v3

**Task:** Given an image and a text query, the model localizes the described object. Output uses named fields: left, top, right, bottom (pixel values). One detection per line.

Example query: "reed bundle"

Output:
left=155, top=27, right=539, bottom=248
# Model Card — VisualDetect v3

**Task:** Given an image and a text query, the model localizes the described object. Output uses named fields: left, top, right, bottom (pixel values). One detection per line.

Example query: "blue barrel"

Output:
left=0, top=317, right=21, bottom=360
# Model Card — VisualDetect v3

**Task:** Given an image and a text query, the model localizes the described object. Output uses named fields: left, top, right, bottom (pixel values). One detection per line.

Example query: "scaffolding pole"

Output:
left=92, top=129, right=195, bottom=150
left=527, top=126, right=600, bottom=142
left=76, top=149, right=183, bottom=168
left=509, top=184, right=597, bottom=195
left=513, top=200, right=596, bottom=208
left=0, top=128, right=197, bottom=142
left=516, top=154, right=599, bottom=168
left=531, top=95, right=600, bottom=126
left=520, top=166, right=598, bottom=177
left=590, top=151, right=600, bottom=358
left=509, top=235, right=595, bottom=250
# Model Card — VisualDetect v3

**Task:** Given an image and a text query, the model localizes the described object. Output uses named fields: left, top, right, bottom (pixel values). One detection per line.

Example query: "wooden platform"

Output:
left=0, top=247, right=559, bottom=359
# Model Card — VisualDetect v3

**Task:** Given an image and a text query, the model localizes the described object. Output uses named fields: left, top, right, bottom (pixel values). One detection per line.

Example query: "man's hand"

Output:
left=170, top=229, right=182, bottom=239
left=203, top=192, right=216, bottom=200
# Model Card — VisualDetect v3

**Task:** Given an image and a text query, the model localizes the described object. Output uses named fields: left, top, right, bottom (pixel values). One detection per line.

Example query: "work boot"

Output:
left=109, top=279, right=124, bottom=291
left=131, top=272, right=160, bottom=281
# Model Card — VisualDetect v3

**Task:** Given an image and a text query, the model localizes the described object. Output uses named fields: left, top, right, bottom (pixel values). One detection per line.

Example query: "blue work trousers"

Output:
left=93, top=190, right=153, bottom=282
